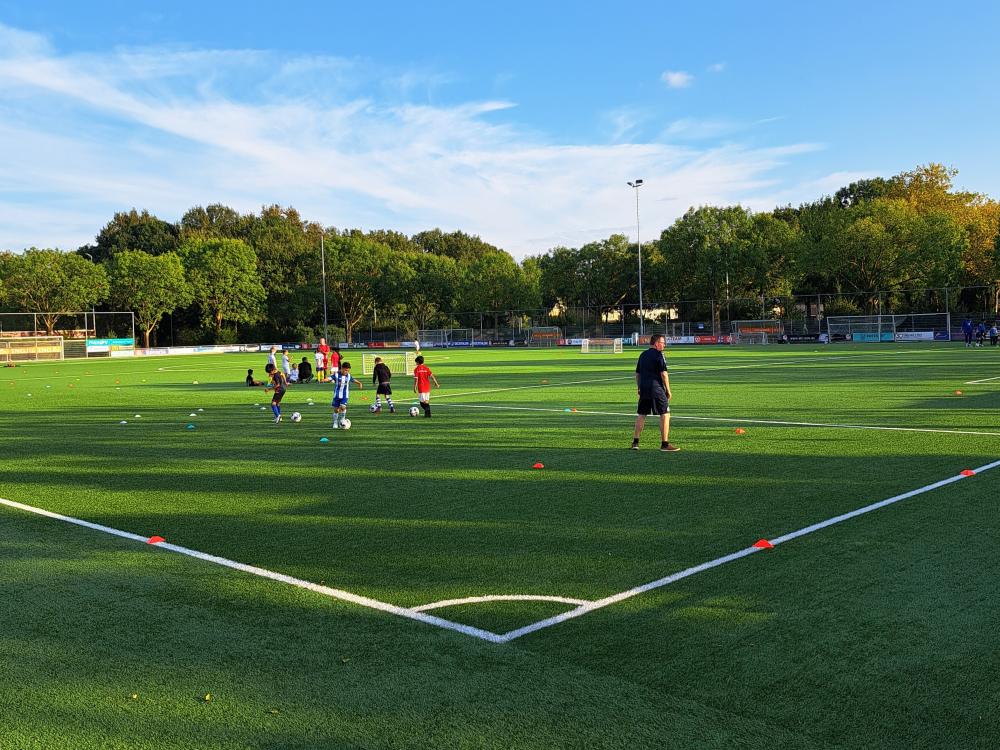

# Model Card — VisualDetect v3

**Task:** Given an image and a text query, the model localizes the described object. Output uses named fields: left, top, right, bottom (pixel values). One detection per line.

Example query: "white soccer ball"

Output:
left=369, top=404, right=379, bottom=413
left=409, top=406, right=420, bottom=417
left=290, top=412, right=302, bottom=423
left=341, top=418, right=352, bottom=430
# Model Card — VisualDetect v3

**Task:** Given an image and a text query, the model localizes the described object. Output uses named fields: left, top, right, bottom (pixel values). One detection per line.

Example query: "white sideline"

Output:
left=3, top=460, right=998, bottom=644
left=411, top=594, right=591, bottom=612
left=0, top=497, right=506, bottom=644
left=434, top=402, right=1000, bottom=438
left=493, top=458, right=1000, bottom=642
left=965, top=375, right=1000, bottom=384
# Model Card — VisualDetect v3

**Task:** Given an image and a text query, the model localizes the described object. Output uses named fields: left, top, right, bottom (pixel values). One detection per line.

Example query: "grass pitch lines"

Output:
left=494, top=458, right=1000, bottom=643
left=0, top=497, right=507, bottom=644
left=411, top=594, right=591, bottom=613
left=435, top=402, right=1000, bottom=438
left=964, top=374, right=1000, bottom=384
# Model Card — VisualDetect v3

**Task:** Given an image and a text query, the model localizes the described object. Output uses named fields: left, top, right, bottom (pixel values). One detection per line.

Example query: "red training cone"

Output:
left=960, top=469, right=976, bottom=477
left=753, top=538, right=774, bottom=550
left=532, top=462, right=545, bottom=469
left=954, top=390, right=963, bottom=396
left=735, top=427, right=746, bottom=435
left=147, top=535, right=166, bottom=545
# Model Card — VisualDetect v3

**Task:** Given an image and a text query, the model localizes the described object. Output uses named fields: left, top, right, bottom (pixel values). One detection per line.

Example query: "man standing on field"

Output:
left=631, top=333, right=679, bottom=452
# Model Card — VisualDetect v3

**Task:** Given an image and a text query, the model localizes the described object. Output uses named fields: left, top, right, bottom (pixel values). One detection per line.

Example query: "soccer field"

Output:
left=2, top=343, right=999, bottom=749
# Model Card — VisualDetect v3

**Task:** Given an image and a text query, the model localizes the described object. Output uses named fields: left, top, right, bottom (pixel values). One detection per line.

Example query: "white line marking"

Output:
left=965, top=375, right=1000, bottom=384
left=411, top=594, right=591, bottom=612
left=0, top=497, right=506, bottom=644
left=493, top=458, right=1000, bottom=642
left=435, top=402, right=1000, bottom=438
left=4, top=459, right=997, bottom=645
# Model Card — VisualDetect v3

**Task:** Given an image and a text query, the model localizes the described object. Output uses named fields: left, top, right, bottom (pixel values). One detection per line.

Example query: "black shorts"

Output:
left=272, top=389, right=286, bottom=404
left=637, top=391, right=669, bottom=416
left=376, top=383, right=392, bottom=395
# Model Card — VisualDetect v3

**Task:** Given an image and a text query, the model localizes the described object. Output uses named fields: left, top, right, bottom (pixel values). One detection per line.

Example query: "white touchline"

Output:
left=965, top=375, right=1000, bottom=384
left=3, top=460, right=997, bottom=645
left=434, top=403, right=1000, bottom=438
left=493, top=457, right=1000, bottom=642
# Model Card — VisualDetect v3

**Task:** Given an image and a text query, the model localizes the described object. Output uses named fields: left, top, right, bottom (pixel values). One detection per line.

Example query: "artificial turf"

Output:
left=1, top=343, right=998, bottom=748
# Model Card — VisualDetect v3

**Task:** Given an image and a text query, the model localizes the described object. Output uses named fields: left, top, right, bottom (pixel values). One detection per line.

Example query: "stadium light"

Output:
left=320, top=233, right=329, bottom=341
left=82, top=252, right=96, bottom=339
left=627, top=180, right=645, bottom=338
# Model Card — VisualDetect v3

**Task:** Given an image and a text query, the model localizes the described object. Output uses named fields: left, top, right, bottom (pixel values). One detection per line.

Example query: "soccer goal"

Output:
left=0, top=335, right=64, bottom=363
left=417, top=329, right=449, bottom=348
left=731, top=319, right=782, bottom=344
left=580, top=338, right=623, bottom=354
left=528, top=326, right=562, bottom=347
left=734, top=332, right=769, bottom=345
left=361, top=351, right=416, bottom=376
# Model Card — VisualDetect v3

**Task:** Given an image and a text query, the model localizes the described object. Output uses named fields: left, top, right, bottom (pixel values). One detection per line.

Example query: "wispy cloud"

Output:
left=661, top=70, right=694, bottom=88
left=708, top=62, right=726, bottom=73
left=0, top=23, right=821, bottom=257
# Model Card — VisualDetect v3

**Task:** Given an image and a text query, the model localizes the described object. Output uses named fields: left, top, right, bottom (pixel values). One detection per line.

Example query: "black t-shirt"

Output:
left=298, top=361, right=313, bottom=379
left=373, top=362, right=391, bottom=385
left=635, top=347, right=668, bottom=396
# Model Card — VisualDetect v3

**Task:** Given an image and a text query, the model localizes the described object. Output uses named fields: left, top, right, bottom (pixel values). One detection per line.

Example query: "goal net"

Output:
left=528, top=326, right=561, bottom=347
left=417, top=329, right=448, bottom=348
left=0, top=335, right=64, bottom=363
left=361, top=351, right=416, bottom=377
left=734, top=332, right=769, bottom=345
left=826, top=313, right=950, bottom=342
left=580, top=338, right=623, bottom=353
left=449, top=328, right=474, bottom=345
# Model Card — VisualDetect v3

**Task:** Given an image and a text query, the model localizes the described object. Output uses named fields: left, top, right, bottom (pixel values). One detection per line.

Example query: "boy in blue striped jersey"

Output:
left=331, top=361, right=362, bottom=428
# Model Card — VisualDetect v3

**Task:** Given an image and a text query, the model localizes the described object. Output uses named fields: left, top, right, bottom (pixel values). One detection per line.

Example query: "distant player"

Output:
left=371, top=356, right=395, bottom=413
left=246, top=368, right=263, bottom=387
left=267, top=345, right=278, bottom=369
left=298, top=356, right=314, bottom=383
left=316, top=337, right=330, bottom=381
left=281, top=350, right=292, bottom=379
left=264, top=363, right=287, bottom=423
left=962, top=316, right=974, bottom=347
left=330, top=346, right=341, bottom=381
left=976, top=321, right=987, bottom=347
left=331, top=361, right=362, bottom=428
left=990, top=324, right=999, bottom=347
left=412, top=355, right=440, bottom=417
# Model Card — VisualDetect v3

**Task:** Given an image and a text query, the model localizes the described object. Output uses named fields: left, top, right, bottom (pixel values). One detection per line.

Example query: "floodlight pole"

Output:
left=627, top=180, right=645, bottom=338
left=82, top=253, right=96, bottom=338
left=320, top=233, right=329, bottom=341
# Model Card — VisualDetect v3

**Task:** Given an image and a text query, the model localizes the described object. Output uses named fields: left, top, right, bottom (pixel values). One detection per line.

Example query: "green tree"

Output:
left=108, top=251, right=193, bottom=347
left=82, top=210, right=180, bottom=263
left=412, top=229, right=503, bottom=261
left=402, top=252, right=459, bottom=331
left=2, top=249, right=109, bottom=333
left=179, top=238, right=265, bottom=338
left=326, top=234, right=413, bottom=342
left=180, top=204, right=246, bottom=239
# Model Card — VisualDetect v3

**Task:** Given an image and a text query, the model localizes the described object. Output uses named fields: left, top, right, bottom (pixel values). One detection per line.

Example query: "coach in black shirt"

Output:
left=631, top=333, right=679, bottom=452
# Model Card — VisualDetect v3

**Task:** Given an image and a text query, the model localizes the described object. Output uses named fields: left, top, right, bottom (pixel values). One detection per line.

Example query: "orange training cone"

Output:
left=753, top=539, right=774, bottom=550
left=954, top=390, right=963, bottom=395
left=960, top=469, right=976, bottom=477
left=147, top=535, right=166, bottom=544
left=532, top=462, right=544, bottom=469
left=735, top=428, right=746, bottom=435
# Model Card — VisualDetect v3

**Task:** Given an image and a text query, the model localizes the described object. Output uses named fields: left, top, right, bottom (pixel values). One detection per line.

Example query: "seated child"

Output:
left=246, top=368, right=263, bottom=387
left=298, top=357, right=314, bottom=383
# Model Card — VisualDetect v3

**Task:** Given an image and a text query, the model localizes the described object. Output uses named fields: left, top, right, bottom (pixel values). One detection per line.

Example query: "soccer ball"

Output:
left=341, top=418, right=352, bottom=430
left=290, top=412, right=302, bottom=423
left=369, top=404, right=380, bottom=413
left=409, top=406, right=420, bottom=417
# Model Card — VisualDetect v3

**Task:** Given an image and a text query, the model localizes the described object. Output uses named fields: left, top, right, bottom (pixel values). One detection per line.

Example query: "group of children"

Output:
left=962, top=317, right=1000, bottom=347
left=247, top=344, right=440, bottom=426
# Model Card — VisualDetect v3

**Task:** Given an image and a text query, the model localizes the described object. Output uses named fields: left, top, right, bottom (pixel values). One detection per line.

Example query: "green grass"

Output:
left=2, top=343, right=999, bottom=748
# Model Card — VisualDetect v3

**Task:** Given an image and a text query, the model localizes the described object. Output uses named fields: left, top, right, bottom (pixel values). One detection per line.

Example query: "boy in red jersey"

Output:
left=412, top=355, right=440, bottom=417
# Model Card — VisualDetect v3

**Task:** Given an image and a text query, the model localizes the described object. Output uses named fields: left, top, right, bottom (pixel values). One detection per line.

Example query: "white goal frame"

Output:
left=734, top=332, right=769, bottom=345
left=825, top=313, right=951, bottom=341
left=0, top=335, right=64, bottom=362
left=580, top=338, right=623, bottom=354
left=361, top=351, right=416, bottom=376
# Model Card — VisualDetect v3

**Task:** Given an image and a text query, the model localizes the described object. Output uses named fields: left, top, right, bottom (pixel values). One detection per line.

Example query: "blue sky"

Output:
left=1, top=1, right=997, bottom=258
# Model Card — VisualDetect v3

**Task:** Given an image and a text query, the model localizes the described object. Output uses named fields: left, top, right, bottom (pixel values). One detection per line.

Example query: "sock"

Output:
left=375, top=397, right=382, bottom=408
left=272, top=404, right=279, bottom=418
left=421, top=402, right=431, bottom=417
left=386, top=397, right=394, bottom=410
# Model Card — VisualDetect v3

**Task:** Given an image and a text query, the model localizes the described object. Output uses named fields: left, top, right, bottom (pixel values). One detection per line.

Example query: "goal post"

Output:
left=528, top=326, right=561, bottom=347
left=825, top=313, right=951, bottom=342
left=0, top=335, right=64, bottom=363
left=361, top=351, right=416, bottom=376
left=580, top=338, right=623, bottom=354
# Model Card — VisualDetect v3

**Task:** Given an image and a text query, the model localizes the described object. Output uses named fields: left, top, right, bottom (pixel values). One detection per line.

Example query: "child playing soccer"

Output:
left=264, top=363, right=288, bottom=423
left=331, top=361, right=362, bottom=428
left=412, top=355, right=440, bottom=417
left=371, top=356, right=395, bottom=413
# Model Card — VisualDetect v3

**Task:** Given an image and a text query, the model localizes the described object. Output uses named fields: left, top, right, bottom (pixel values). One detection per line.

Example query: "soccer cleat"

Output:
left=274, top=415, right=282, bottom=424
left=660, top=442, right=680, bottom=452
left=630, top=440, right=639, bottom=450
left=389, top=407, right=395, bottom=414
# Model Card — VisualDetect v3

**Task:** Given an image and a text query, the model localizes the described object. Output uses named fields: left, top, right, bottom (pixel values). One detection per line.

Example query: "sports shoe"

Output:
left=660, top=442, right=680, bottom=452
left=274, top=415, right=282, bottom=424
left=630, top=441, right=639, bottom=450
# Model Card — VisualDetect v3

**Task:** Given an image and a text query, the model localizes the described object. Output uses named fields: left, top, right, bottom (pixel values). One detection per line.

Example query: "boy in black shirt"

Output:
left=371, top=356, right=395, bottom=413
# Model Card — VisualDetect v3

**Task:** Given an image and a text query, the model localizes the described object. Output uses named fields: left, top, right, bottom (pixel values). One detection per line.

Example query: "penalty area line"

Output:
left=494, top=457, right=1000, bottom=642
left=0, top=497, right=506, bottom=644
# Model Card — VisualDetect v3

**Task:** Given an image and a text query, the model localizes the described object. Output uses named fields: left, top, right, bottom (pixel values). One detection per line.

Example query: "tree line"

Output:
left=0, top=163, right=997, bottom=345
